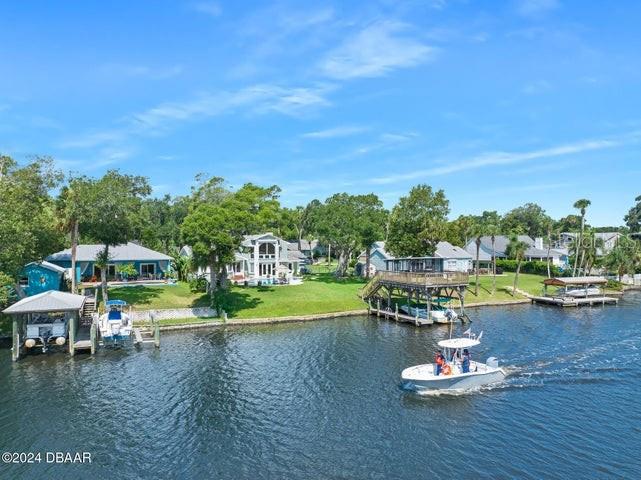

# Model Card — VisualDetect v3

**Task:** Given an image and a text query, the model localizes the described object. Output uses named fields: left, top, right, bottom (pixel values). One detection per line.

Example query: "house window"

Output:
left=140, top=263, right=156, bottom=278
left=94, top=264, right=116, bottom=278
left=258, top=242, right=276, bottom=259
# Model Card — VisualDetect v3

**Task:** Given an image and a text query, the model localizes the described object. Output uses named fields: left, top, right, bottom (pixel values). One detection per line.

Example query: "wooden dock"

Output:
left=531, top=296, right=618, bottom=307
left=369, top=305, right=433, bottom=326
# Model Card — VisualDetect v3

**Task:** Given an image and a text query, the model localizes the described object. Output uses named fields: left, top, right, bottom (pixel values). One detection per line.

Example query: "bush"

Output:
left=606, top=279, right=624, bottom=291
left=189, top=276, right=208, bottom=293
left=496, top=259, right=561, bottom=276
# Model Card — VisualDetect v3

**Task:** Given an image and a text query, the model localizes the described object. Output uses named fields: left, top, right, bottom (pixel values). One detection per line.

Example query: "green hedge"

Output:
left=496, top=259, right=562, bottom=276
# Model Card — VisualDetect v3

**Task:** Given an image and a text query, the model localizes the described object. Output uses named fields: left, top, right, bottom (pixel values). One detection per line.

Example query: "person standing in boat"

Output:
left=461, top=348, right=471, bottom=373
left=434, top=350, right=445, bottom=375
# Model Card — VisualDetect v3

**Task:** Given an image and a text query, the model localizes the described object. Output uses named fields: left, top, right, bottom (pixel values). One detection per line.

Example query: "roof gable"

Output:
left=3, top=290, right=86, bottom=314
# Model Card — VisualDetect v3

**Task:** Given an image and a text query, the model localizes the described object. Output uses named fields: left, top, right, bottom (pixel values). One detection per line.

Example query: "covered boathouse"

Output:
left=3, top=290, right=95, bottom=361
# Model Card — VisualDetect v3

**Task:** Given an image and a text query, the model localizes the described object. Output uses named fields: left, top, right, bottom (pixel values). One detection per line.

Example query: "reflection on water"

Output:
left=1, top=292, right=641, bottom=479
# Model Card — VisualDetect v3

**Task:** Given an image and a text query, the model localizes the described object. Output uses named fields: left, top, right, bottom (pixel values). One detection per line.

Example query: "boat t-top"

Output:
left=99, top=300, right=133, bottom=347
left=401, top=330, right=505, bottom=391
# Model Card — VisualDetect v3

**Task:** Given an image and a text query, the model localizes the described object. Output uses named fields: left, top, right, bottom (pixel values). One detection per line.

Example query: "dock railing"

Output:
left=376, top=270, right=469, bottom=286
left=361, top=270, right=469, bottom=299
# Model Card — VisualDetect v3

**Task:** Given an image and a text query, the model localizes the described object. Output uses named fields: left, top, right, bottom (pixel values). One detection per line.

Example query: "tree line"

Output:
left=1, top=155, right=640, bottom=307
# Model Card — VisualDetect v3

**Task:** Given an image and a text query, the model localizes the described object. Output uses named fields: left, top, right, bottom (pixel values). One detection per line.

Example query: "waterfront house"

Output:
left=554, top=231, right=621, bottom=256
left=46, top=242, right=173, bottom=283
left=181, top=233, right=307, bottom=283
left=18, top=261, right=67, bottom=297
left=357, top=241, right=473, bottom=275
left=464, top=235, right=567, bottom=267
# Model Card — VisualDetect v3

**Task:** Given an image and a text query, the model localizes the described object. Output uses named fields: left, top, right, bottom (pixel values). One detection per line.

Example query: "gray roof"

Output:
left=3, top=290, right=86, bottom=314
left=435, top=241, right=473, bottom=260
left=26, top=261, right=67, bottom=274
left=47, top=242, right=172, bottom=262
left=466, top=235, right=560, bottom=259
left=464, top=245, right=494, bottom=262
left=241, top=233, right=279, bottom=247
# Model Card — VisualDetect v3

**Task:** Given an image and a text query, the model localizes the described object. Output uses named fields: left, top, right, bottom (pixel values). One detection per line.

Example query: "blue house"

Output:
left=19, top=261, right=66, bottom=297
left=46, top=242, right=172, bottom=283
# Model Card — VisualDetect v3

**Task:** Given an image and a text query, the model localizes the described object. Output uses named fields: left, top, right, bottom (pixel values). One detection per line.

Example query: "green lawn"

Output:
left=465, top=272, right=546, bottom=303
left=109, top=282, right=210, bottom=309
left=108, top=271, right=577, bottom=323
left=109, top=273, right=366, bottom=319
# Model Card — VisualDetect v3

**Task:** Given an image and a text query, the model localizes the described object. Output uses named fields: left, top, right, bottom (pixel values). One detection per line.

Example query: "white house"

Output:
left=181, top=233, right=306, bottom=283
left=554, top=232, right=621, bottom=256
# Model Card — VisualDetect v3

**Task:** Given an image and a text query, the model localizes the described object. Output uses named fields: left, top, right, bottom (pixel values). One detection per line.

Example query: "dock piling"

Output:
left=90, top=322, right=97, bottom=355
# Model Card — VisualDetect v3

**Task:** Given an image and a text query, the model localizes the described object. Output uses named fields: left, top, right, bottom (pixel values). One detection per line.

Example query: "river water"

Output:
left=1, top=293, right=641, bottom=479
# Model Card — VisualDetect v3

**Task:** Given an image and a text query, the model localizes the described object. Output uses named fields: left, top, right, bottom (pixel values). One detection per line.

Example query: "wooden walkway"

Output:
left=72, top=325, right=92, bottom=351
left=531, top=296, right=618, bottom=307
left=369, top=306, right=433, bottom=326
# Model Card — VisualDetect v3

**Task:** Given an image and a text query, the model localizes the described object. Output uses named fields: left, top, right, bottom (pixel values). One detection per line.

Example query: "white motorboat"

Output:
left=99, top=300, right=133, bottom=347
left=401, top=332, right=506, bottom=391
left=399, top=304, right=458, bottom=324
left=565, top=286, right=601, bottom=297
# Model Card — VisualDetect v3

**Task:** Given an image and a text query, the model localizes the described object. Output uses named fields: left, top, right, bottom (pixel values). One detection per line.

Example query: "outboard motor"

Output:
left=486, top=357, right=499, bottom=368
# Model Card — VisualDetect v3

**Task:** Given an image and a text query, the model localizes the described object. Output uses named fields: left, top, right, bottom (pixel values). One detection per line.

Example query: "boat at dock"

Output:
left=399, top=303, right=458, bottom=324
left=99, top=300, right=133, bottom=347
left=563, top=286, right=602, bottom=297
left=401, top=331, right=505, bottom=391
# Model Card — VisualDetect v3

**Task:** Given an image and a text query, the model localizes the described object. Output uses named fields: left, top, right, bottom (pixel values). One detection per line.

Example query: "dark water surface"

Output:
left=2, top=293, right=641, bottom=479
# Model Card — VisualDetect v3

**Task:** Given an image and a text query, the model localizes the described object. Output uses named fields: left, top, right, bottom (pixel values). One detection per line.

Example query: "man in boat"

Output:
left=461, top=348, right=471, bottom=374
left=434, top=350, right=445, bottom=375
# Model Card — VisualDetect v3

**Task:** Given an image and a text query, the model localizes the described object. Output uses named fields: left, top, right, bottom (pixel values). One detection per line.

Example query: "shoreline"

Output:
left=150, top=297, right=534, bottom=332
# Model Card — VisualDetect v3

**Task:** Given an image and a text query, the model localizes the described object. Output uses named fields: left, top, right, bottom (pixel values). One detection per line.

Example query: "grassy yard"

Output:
left=466, top=272, right=546, bottom=303
left=108, top=271, right=580, bottom=323
left=109, top=282, right=210, bottom=309
left=109, top=272, right=367, bottom=320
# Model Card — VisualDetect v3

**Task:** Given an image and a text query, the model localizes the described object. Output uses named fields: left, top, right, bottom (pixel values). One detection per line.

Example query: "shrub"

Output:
left=606, top=279, right=624, bottom=291
left=189, top=276, right=208, bottom=293
left=496, top=259, right=561, bottom=276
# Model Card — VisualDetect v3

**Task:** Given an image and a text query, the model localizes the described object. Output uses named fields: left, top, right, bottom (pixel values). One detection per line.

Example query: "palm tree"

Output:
left=545, top=223, right=554, bottom=278
left=572, top=198, right=591, bottom=276
left=56, top=177, right=92, bottom=294
left=472, top=224, right=486, bottom=296
left=506, top=235, right=529, bottom=297
left=604, top=236, right=640, bottom=280
left=486, top=221, right=501, bottom=294
left=582, top=231, right=603, bottom=275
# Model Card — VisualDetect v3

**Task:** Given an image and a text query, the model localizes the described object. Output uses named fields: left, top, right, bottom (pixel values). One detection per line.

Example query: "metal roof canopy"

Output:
left=543, top=276, right=608, bottom=287
left=438, top=338, right=480, bottom=349
left=2, top=290, right=86, bottom=314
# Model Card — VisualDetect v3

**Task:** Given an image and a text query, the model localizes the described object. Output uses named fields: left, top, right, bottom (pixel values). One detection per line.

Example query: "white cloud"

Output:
left=516, top=0, right=559, bottom=18
left=191, top=1, right=222, bottom=17
left=319, top=21, right=435, bottom=79
left=301, top=126, right=369, bottom=139
left=59, top=84, right=333, bottom=150
left=368, top=134, right=638, bottom=185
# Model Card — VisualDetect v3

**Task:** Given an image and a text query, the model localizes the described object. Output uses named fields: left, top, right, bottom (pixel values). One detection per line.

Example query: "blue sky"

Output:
left=1, top=0, right=640, bottom=225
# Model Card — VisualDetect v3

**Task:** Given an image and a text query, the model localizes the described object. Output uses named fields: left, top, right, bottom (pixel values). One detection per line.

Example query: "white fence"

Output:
left=606, top=274, right=641, bottom=286
left=128, top=307, right=217, bottom=323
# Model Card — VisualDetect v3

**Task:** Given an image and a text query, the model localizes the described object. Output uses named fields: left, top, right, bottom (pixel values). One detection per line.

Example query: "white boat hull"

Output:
left=401, top=361, right=506, bottom=391
left=566, top=288, right=601, bottom=297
